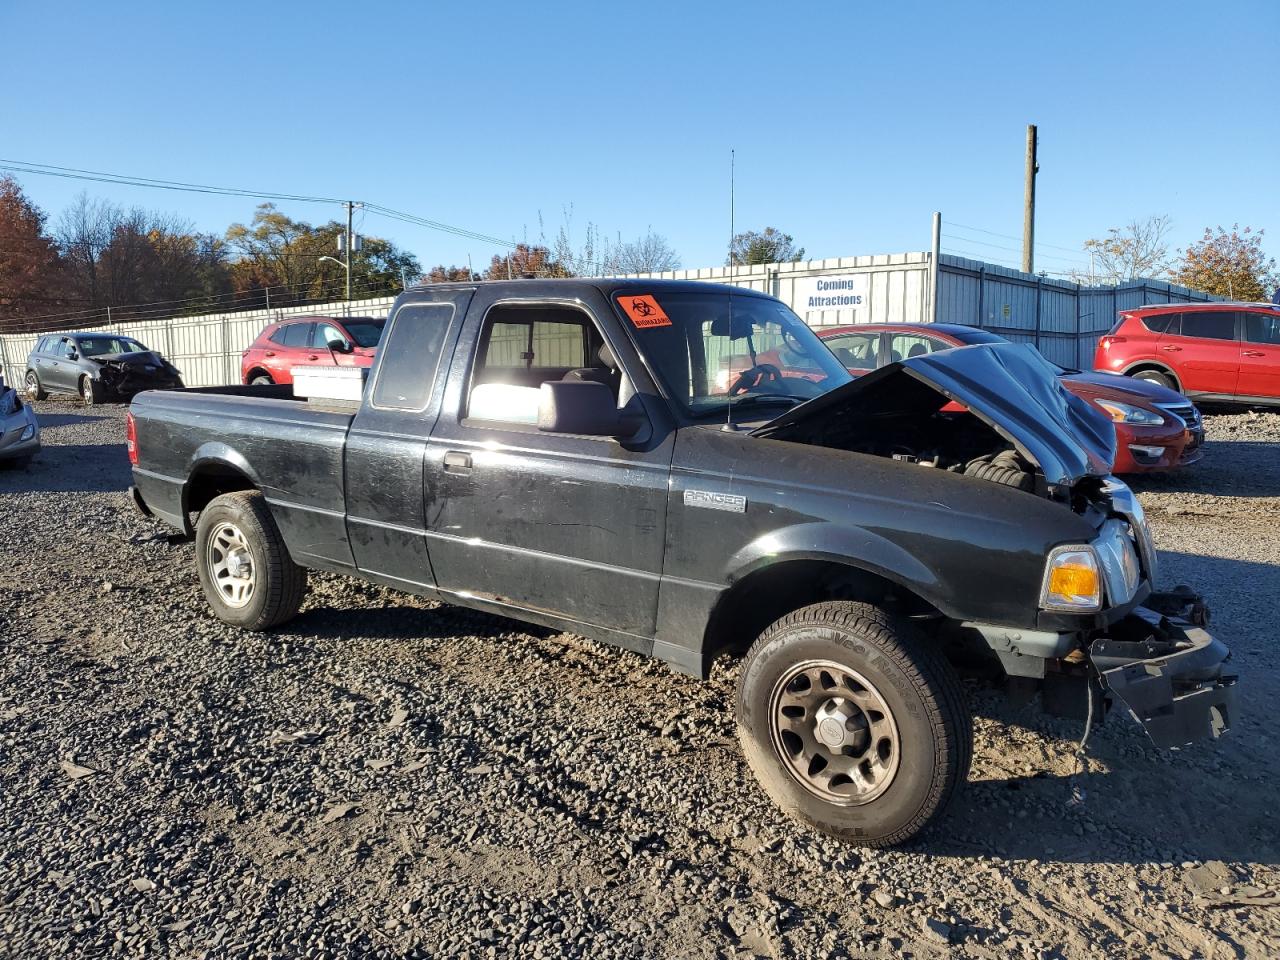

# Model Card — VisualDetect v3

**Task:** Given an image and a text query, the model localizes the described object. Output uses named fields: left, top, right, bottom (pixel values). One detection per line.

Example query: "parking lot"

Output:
left=2, top=401, right=1278, bottom=959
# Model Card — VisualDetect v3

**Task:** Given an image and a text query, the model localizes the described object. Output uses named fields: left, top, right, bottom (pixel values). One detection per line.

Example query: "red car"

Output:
left=810, top=322, right=1204, bottom=475
left=241, top=315, right=386, bottom=386
left=1095, top=302, right=1280, bottom=405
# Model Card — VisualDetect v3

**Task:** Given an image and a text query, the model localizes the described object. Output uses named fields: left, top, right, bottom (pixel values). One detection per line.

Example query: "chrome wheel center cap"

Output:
left=226, top=550, right=251, bottom=578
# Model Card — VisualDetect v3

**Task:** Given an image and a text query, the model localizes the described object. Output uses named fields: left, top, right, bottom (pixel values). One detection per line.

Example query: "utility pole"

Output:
left=929, top=211, right=941, bottom=323
left=1022, top=125, right=1038, bottom=274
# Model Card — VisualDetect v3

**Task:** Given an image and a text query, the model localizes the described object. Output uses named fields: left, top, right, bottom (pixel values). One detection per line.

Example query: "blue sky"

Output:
left=2, top=0, right=1276, bottom=279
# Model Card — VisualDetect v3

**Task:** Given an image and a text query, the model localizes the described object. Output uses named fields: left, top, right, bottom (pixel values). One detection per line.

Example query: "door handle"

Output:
left=1243, top=350, right=1265, bottom=358
left=307, top=354, right=319, bottom=360
left=264, top=351, right=276, bottom=357
left=443, top=451, right=473, bottom=474
left=1160, top=345, right=1182, bottom=352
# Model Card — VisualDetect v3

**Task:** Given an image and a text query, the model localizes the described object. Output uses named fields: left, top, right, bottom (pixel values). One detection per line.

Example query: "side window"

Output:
left=313, top=322, right=346, bottom=349
left=35, top=336, right=50, bottom=354
left=1178, top=312, right=1236, bottom=341
left=824, top=332, right=879, bottom=369
left=1244, top=312, right=1280, bottom=346
left=63, top=339, right=78, bottom=358
left=267, top=325, right=288, bottom=345
left=1141, top=313, right=1179, bottom=334
left=372, top=303, right=455, bottom=410
left=281, top=323, right=312, bottom=347
left=468, top=306, right=599, bottom=426
left=889, top=334, right=945, bottom=363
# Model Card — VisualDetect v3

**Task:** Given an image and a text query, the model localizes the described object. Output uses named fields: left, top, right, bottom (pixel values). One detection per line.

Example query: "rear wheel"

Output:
left=1131, top=369, right=1176, bottom=391
left=249, top=373, right=273, bottom=386
left=736, top=601, right=971, bottom=847
left=80, top=375, right=103, bottom=406
left=195, top=491, right=307, bottom=630
left=24, top=371, right=47, bottom=401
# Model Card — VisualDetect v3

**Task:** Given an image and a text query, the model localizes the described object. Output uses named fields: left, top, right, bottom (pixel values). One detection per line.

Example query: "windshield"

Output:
left=343, top=317, right=386, bottom=348
left=612, top=291, right=852, bottom=418
left=78, top=336, right=147, bottom=356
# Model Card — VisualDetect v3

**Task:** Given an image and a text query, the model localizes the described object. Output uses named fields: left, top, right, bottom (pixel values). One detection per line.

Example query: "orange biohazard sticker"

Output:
left=617, top=294, right=672, bottom=329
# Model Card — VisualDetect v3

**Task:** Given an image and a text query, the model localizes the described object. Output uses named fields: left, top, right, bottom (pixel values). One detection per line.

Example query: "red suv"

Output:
left=1095, top=302, right=1280, bottom=404
left=241, top=315, right=386, bottom=385
left=808, top=323, right=1203, bottom=475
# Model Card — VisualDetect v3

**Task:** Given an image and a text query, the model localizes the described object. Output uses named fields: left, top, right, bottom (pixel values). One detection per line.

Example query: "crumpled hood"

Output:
left=753, top=342, right=1117, bottom=488
left=89, top=349, right=167, bottom=367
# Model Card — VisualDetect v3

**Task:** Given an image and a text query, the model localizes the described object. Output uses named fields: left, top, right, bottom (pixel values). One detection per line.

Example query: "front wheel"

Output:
left=80, top=375, right=103, bottom=406
left=736, top=601, right=971, bottom=847
left=195, top=491, right=307, bottom=630
left=25, top=371, right=47, bottom=401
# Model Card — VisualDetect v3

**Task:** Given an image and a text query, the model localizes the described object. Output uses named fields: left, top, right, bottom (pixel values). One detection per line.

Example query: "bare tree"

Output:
left=610, top=229, right=680, bottom=274
left=1073, top=215, right=1172, bottom=285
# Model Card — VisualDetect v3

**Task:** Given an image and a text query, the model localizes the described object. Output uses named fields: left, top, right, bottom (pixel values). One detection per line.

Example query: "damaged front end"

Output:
left=753, top=343, right=1236, bottom=751
left=1088, top=590, right=1235, bottom=747
left=90, top=350, right=184, bottom=397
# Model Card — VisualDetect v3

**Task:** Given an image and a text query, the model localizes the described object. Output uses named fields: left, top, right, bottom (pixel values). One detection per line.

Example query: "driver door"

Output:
left=423, top=289, right=675, bottom=643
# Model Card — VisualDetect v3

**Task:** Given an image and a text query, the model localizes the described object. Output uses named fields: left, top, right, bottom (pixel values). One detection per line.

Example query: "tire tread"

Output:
left=736, top=600, right=971, bottom=848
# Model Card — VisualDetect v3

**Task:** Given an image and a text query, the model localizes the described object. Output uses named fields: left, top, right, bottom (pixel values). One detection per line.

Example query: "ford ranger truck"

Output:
left=127, top=279, right=1236, bottom=847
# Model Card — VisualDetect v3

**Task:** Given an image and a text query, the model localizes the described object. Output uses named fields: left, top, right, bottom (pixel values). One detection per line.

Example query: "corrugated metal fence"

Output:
left=0, top=255, right=1218, bottom=390
left=0, top=296, right=397, bottom=391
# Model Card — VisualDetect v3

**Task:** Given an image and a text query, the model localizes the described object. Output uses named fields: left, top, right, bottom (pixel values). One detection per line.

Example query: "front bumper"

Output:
left=0, top=404, right=41, bottom=460
left=1089, top=591, right=1235, bottom=748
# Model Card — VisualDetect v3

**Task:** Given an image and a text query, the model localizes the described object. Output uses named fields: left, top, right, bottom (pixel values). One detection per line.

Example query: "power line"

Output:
left=948, top=219, right=1085, bottom=255
left=0, top=160, right=343, bottom=205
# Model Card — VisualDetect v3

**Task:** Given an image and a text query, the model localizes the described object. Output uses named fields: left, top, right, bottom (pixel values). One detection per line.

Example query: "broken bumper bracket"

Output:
left=1090, top=592, right=1236, bottom=749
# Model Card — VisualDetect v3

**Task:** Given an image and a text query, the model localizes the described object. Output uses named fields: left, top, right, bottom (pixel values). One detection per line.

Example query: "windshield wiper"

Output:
left=728, top=394, right=808, bottom=408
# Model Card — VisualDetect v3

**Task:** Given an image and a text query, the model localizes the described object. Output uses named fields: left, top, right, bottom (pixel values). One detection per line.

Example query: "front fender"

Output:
left=726, top=521, right=949, bottom=614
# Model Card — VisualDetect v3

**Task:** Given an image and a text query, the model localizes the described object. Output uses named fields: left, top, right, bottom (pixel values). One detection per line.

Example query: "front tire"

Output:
left=195, top=491, right=307, bottom=630
left=736, top=601, right=971, bottom=847
left=80, top=375, right=103, bottom=406
left=25, top=371, right=47, bottom=401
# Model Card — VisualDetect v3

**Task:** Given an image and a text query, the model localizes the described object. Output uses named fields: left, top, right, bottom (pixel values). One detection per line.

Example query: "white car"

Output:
left=0, top=376, right=39, bottom=466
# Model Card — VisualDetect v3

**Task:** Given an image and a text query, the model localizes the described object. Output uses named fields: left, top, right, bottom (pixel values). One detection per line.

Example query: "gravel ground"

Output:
left=1, top=401, right=1278, bottom=959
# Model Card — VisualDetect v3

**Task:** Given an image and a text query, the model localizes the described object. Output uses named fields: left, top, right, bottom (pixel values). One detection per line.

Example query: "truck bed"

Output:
left=130, top=386, right=357, bottom=569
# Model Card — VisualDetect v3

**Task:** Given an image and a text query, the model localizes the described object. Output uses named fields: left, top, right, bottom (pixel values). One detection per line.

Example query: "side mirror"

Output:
left=538, top=381, right=639, bottom=438
left=67, top=351, right=78, bottom=360
left=327, top=338, right=352, bottom=354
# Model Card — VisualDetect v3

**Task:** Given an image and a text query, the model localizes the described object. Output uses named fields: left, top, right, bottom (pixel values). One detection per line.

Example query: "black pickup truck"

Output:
left=128, top=279, right=1235, bottom=846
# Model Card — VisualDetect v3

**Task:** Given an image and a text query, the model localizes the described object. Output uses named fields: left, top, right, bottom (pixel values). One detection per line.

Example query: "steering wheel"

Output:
left=728, top=363, right=783, bottom=396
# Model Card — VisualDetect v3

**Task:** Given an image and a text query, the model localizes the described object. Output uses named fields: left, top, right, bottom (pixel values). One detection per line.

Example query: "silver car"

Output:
left=0, top=377, right=39, bottom=466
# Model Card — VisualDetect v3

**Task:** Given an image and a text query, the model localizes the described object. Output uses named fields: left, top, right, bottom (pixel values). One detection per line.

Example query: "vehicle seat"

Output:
left=907, top=343, right=929, bottom=358
left=562, top=343, right=622, bottom=394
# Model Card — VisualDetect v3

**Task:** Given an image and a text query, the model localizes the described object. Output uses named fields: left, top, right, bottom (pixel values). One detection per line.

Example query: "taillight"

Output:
left=126, top=411, right=138, bottom=465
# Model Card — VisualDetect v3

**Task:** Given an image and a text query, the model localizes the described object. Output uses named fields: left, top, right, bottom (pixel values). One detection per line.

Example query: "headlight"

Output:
left=1094, top=399, right=1165, bottom=425
left=19, top=424, right=35, bottom=441
left=1040, top=545, right=1102, bottom=612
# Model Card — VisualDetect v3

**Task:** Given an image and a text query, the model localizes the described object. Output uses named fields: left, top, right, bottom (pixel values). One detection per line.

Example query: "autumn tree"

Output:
left=0, top=176, right=62, bottom=330
left=482, top=243, right=574, bottom=280
left=55, top=193, right=234, bottom=320
left=1170, top=225, right=1279, bottom=302
left=1074, top=215, right=1172, bottom=284
left=728, top=227, right=805, bottom=266
left=423, top=265, right=477, bottom=282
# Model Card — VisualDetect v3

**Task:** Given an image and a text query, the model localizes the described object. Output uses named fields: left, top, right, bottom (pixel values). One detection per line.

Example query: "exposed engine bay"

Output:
left=754, top=342, right=1118, bottom=504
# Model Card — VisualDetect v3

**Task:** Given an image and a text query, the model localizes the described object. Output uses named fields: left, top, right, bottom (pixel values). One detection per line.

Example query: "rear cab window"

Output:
left=371, top=303, right=456, bottom=410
